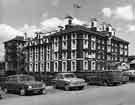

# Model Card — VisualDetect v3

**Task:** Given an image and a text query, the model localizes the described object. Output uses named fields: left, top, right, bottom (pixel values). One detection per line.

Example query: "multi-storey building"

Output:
left=24, top=17, right=129, bottom=76
left=4, top=36, right=25, bottom=75
left=0, top=61, right=5, bottom=75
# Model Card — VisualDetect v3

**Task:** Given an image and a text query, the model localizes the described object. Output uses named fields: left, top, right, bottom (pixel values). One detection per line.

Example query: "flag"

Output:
left=73, top=3, right=81, bottom=8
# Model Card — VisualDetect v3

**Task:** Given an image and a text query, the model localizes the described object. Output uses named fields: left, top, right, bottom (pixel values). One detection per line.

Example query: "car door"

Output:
left=10, top=76, right=18, bottom=91
left=55, top=74, right=65, bottom=88
left=6, top=76, right=18, bottom=91
left=5, top=77, right=13, bottom=91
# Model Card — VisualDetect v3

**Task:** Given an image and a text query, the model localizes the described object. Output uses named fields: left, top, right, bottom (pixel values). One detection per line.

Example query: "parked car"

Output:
left=52, top=73, right=87, bottom=90
left=85, top=70, right=125, bottom=86
left=3, top=74, right=46, bottom=95
left=123, top=70, right=135, bottom=81
left=121, top=72, right=129, bottom=84
left=123, top=70, right=135, bottom=76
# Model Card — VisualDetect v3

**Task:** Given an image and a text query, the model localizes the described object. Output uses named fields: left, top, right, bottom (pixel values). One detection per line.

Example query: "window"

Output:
left=54, top=52, right=58, bottom=60
left=71, top=51, right=76, bottom=59
left=83, top=51, right=88, bottom=58
left=91, top=36, right=96, bottom=41
left=91, top=41, right=96, bottom=50
left=29, top=64, right=33, bottom=72
left=91, top=61, right=96, bottom=70
left=62, top=41, right=67, bottom=49
left=40, top=63, right=44, bottom=72
left=62, top=52, right=67, bottom=59
left=107, top=46, right=111, bottom=52
left=62, top=61, right=67, bottom=72
left=46, top=62, right=50, bottom=72
left=107, top=55, right=111, bottom=61
left=54, top=62, right=58, bottom=72
left=107, top=39, right=111, bottom=45
left=63, top=35, right=67, bottom=40
left=97, top=45, right=101, bottom=49
left=71, top=61, right=76, bottom=72
left=46, top=52, right=50, bottom=60
left=71, top=40, right=76, bottom=50
left=54, top=42, right=59, bottom=51
left=40, top=47, right=44, bottom=61
left=71, top=33, right=77, bottom=39
left=34, top=63, right=38, bottom=72
left=83, top=61, right=88, bottom=70
left=83, top=34, right=88, bottom=39
left=7, top=76, right=17, bottom=82
left=83, top=40, right=88, bottom=49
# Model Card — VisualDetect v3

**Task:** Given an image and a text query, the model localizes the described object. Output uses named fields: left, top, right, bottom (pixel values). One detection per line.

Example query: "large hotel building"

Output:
left=23, top=17, right=129, bottom=74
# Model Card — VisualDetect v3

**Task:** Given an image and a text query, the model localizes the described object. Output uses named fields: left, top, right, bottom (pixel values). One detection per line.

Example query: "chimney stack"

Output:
left=24, top=32, right=28, bottom=41
left=58, top=26, right=64, bottom=31
left=111, top=28, right=116, bottom=36
left=65, top=15, right=73, bottom=30
left=106, top=24, right=112, bottom=32
left=101, top=22, right=107, bottom=31
left=90, top=18, right=98, bottom=31
left=65, top=15, right=73, bottom=25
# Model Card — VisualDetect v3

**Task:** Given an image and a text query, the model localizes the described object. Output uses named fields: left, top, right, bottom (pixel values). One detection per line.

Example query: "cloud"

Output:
left=2, top=0, right=20, bottom=6
left=40, top=17, right=86, bottom=31
left=40, top=17, right=64, bottom=31
left=51, top=0, right=60, bottom=7
left=72, top=18, right=86, bottom=25
left=0, top=24, right=23, bottom=41
left=114, top=5, right=134, bottom=20
left=19, top=24, right=40, bottom=37
left=41, top=12, right=48, bottom=19
left=0, top=24, right=23, bottom=60
left=127, top=25, right=135, bottom=32
left=102, top=5, right=135, bottom=21
left=102, top=8, right=112, bottom=17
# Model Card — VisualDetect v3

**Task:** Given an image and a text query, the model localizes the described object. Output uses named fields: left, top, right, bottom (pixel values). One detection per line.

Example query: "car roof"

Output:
left=7, top=74, right=31, bottom=78
left=57, top=73, right=75, bottom=75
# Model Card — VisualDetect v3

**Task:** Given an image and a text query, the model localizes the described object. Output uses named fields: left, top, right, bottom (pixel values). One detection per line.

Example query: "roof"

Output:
left=44, top=25, right=129, bottom=44
left=112, top=36, right=129, bottom=44
left=48, top=25, right=108, bottom=38
left=7, top=74, right=32, bottom=78
left=27, top=24, right=129, bottom=44
left=57, top=73, right=75, bottom=75
left=4, top=36, right=24, bottom=44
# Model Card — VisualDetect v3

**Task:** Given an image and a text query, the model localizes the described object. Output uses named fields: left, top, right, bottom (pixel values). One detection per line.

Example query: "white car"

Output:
left=123, top=70, right=135, bottom=76
left=52, top=73, right=87, bottom=91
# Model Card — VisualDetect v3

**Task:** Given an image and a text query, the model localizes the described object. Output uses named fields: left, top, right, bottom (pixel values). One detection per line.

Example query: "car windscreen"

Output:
left=20, top=76, right=35, bottom=81
left=64, top=74, right=76, bottom=78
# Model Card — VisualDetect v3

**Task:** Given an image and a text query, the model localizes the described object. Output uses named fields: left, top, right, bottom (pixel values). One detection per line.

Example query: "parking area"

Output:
left=3, top=85, right=100, bottom=99
left=0, top=83, right=133, bottom=105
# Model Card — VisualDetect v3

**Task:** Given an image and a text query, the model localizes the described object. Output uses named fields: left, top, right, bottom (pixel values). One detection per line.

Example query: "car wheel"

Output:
left=40, top=89, right=46, bottom=95
left=53, top=84, right=57, bottom=88
left=20, top=89, right=26, bottom=96
left=3, top=88, right=8, bottom=93
left=0, top=95, right=3, bottom=99
left=64, top=85, right=70, bottom=91
left=78, top=86, right=84, bottom=90
left=103, top=81, right=108, bottom=86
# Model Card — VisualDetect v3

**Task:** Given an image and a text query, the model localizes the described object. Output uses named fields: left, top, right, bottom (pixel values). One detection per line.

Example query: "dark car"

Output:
left=85, top=70, right=125, bottom=86
left=3, top=74, right=46, bottom=95
left=52, top=73, right=87, bottom=91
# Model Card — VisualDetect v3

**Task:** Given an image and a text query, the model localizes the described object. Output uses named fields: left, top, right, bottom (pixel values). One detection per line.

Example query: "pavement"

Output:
left=0, top=83, right=135, bottom=105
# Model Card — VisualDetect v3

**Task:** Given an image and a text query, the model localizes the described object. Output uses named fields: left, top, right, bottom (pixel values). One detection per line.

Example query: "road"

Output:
left=0, top=83, right=135, bottom=105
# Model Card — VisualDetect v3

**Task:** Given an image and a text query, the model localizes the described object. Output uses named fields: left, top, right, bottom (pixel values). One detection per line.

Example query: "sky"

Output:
left=0, top=0, right=135, bottom=60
